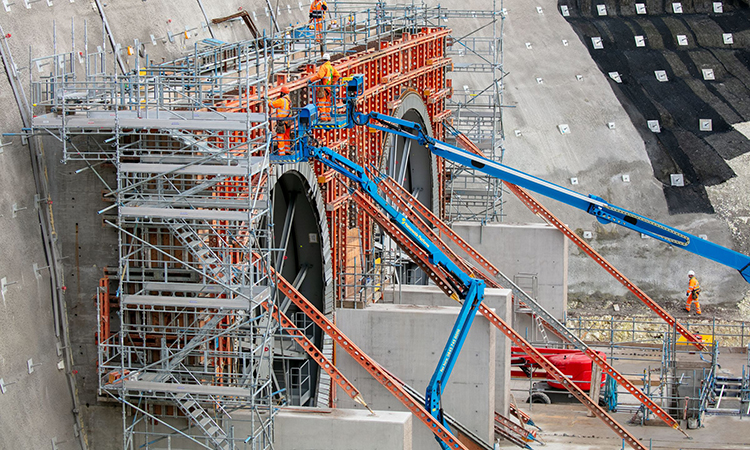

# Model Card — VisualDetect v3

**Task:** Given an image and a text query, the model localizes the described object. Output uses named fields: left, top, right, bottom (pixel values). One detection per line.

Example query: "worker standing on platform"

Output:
left=310, top=53, right=340, bottom=122
left=268, top=86, right=292, bottom=155
left=685, top=270, right=702, bottom=315
left=309, top=0, right=328, bottom=55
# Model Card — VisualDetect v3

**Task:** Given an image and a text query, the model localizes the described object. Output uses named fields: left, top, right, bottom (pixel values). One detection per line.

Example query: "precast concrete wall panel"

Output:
left=381, top=284, right=513, bottom=415
left=336, top=304, right=495, bottom=450
left=274, top=408, right=413, bottom=450
left=450, top=222, right=568, bottom=320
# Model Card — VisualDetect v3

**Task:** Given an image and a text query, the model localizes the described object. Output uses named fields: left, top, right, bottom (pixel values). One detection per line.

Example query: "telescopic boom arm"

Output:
left=353, top=111, right=750, bottom=284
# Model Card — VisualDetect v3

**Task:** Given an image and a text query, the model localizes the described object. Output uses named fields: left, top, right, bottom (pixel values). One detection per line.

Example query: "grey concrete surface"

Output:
left=0, top=136, right=80, bottom=450
left=382, top=284, right=513, bottom=415
left=41, top=140, right=121, bottom=450
left=336, top=304, right=495, bottom=450
left=275, top=407, right=413, bottom=450
left=0, top=24, right=79, bottom=450
left=450, top=222, right=568, bottom=320
left=448, top=222, right=568, bottom=345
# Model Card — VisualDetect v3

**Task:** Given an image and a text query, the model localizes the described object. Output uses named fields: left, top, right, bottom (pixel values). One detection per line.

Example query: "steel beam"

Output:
left=266, top=265, right=468, bottom=450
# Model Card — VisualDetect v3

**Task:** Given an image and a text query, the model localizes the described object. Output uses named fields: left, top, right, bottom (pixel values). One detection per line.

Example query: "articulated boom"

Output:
left=354, top=112, right=750, bottom=284
left=285, top=74, right=749, bottom=449
left=293, top=86, right=483, bottom=447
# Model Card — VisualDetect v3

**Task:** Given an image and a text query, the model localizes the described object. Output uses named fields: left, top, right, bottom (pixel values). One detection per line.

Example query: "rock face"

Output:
left=555, top=1, right=750, bottom=310
left=561, top=0, right=750, bottom=215
left=472, top=0, right=750, bottom=309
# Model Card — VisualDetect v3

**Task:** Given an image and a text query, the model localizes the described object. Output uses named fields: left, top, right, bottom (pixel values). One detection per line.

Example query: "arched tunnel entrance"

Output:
left=380, top=92, right=438, bottom=285
left=265, top=94, right=436, bottom=405
left=385, top=107, right=434, bottom=211
left=270, top=168, right=330, bottom=406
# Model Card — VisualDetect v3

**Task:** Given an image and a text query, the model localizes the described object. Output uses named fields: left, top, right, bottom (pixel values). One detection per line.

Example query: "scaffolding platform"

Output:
left=32, top=110, right=265, bottom=131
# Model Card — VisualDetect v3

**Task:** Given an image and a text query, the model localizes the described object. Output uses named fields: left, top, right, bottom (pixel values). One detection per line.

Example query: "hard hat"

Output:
left=688, top=270, right=695, bottom=277
left=322, top=53, right=331, bottom=61
left=281, top=86, right=290, bottom=94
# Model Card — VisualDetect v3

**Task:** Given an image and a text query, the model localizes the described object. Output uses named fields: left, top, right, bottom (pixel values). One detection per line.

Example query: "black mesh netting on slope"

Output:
left=560, top=0, right=750, bottom=214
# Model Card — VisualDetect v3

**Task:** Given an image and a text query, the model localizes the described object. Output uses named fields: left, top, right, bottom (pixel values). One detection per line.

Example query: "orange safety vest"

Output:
left=269, top=95, right=291, bottom=118
left=316, top=61, right=339, bottom=85
left=309, top=0, right=327, bottom=20
left=687, top=277, right=701, bottom=299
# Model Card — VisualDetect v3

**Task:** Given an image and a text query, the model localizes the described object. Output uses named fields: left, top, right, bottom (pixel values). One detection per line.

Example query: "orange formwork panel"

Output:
left=208, top=28, right=451, bottom=303
left=301, top=28, right=452, bottom=301
left=98, top=276, right=110, bottom=344
left=380, top=174, right=689, bottom=436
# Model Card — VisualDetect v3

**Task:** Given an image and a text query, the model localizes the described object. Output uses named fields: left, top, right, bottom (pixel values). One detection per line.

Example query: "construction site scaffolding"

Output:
left=26, top=4, right=490, bottom=448
left=442, top=1, right=506, bottom=223
left=31, top=22, right=279, bottom=450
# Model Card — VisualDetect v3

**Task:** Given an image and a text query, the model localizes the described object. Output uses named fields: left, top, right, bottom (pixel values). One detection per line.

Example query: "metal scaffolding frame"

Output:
left=441, top=3, right=507, bottom=223
left=327, top=1, right=508, bottom=224
left=27, top=4, right=458, bottom=448
left=31, top=21, right=280, bottom=450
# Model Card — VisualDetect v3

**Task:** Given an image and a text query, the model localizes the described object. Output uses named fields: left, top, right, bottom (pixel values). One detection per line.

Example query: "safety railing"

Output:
left=567, top=314, right=750, bottom=348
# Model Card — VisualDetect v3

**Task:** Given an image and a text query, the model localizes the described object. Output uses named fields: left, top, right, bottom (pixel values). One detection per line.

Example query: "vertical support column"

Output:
left=588, top=363, right=604, bottom=417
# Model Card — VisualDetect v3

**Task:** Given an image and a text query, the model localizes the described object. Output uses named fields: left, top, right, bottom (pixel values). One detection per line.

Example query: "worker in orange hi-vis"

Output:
left=685, top=270, right=702, bottom=315
left=268, top=86, right=292, bottom=155
left=309, top=0, right=328, bottom=54
left=309, top=53, right=340, bottom=122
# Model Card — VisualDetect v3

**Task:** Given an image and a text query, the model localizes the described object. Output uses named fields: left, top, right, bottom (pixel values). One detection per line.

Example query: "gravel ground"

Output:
left=569, top=289, right=748, bottom=322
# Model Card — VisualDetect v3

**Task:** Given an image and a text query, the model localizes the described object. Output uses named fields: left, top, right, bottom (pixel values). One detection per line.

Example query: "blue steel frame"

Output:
left=357, top=112, right=750, bottom=284
left=288, top=88, right=750, bottom=448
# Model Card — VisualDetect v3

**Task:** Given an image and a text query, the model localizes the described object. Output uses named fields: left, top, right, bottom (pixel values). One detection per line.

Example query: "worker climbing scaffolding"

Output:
left=309, top=53, right=340, bottom=123
left=268, top=86, right=292, bottom=155
left=686, top=270, right=702, bottom=315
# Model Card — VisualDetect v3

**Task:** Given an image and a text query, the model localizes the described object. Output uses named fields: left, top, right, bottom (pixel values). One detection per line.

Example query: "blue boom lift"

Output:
left=278, top=73, right=750, bottom=448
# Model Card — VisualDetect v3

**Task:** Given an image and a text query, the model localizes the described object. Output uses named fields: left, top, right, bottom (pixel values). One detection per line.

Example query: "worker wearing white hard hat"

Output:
left=310, top=53, right=340, bottom=122
left=685, top=271, right=701, bottom=315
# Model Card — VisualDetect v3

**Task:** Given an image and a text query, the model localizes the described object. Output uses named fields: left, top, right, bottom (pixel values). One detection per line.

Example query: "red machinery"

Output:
left=511, top=347, right=606, bottom=391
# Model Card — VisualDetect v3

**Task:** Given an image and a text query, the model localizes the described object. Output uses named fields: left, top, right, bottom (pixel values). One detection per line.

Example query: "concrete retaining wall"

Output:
left=449, top=222, right=568, bottom=318
left=382, top=284, right=512, bottom=415
left=274, top=408, right=413, bottom=450
left=336, top=302, right=498, bottom=450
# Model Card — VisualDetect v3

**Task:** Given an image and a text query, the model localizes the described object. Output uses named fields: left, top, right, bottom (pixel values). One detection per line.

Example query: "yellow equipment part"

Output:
left=677, top=333, right=713, bottom=346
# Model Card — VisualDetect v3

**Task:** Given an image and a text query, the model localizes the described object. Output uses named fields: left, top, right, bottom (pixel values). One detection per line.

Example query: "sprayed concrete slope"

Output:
left=484, top=0, right=748, bottom=307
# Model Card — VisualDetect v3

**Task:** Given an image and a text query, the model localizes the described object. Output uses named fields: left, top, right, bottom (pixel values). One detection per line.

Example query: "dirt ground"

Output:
left=510, top=403, right=750, bottom=449
left=568, top=290, right=748, bottom=322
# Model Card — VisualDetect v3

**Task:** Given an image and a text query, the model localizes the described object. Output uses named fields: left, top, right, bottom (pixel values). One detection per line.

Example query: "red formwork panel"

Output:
left=315, top=28, right=452, bottom=301
left=215, top=27, right=451, bottom=303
